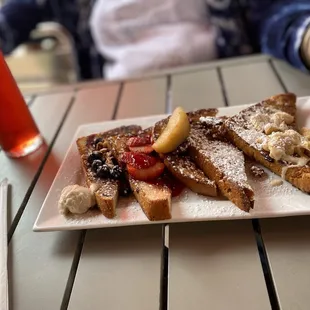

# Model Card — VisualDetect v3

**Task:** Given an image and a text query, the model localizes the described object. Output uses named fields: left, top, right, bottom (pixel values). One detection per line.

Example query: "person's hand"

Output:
left=301, top=26, right=310, bottom=68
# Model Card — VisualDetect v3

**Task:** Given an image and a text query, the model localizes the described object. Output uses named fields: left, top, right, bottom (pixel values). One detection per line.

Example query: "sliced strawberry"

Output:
left=150, top=174, right=185, bottom=197
left=127, top=161, right=165, bottom=181
left=170, top=181, right=185, bottom=197
left=120, top=152, right=157, bottom=169
left=129, top=144, right=154, bottom=154
left=127, top=136, right=152, bottom=147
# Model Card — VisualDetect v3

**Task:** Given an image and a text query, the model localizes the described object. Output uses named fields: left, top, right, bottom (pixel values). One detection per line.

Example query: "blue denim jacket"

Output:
left=208, top=0, right=310, bottom=72
left=0, top=0, right=309, bottom=79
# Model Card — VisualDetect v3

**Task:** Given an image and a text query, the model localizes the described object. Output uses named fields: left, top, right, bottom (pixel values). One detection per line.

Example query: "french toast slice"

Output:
left=153, top=109, right=218, bottom=197
left=128, top=176, right=172, bottom=221
left=107, top=130, right=171, bottom=221
left=224, top=93, right=310, bottom=193
left=188, top=118, right=255, bottom=212
left=76, top=125, right=141, bottom=218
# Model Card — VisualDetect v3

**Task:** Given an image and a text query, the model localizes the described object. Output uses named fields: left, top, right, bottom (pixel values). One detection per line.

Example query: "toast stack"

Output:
left=76, top=125, right=141, bottom=218
left=188, top=117, right=255, bottom=212
left=153, top=109, right=218, bottom=197
left=107, top=130, right=172, bottom=221
left=72, top=92, right=310, bottom=221
left=225, top=93, right=310, bottom=193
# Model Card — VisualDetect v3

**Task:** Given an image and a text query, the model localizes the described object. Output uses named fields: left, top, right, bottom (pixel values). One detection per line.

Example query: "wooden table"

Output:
left=2, top=54, right=310, bottom=310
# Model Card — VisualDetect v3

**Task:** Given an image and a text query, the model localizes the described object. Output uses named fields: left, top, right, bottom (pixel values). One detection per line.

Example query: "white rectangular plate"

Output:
left=34, top=97, right=310, bottom=232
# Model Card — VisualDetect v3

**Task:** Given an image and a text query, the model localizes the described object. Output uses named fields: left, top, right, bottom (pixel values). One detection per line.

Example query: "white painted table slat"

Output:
left=0, top=92, right=73, bottom=227
left=171, top=69, right=225, bottom=110
left=8, top=84, right=119, bottom=310
left=221, top=62, right=284, bottom=106
left=4, top=55, right=310, bottom=310
left=69, top=78, right=167, bottom=310
left=116, top=78, right=167, bottom=119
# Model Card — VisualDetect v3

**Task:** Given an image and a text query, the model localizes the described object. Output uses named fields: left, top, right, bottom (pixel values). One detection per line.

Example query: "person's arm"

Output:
left=0, top=0, right=49, bottom=54
left=258, top=0, right=310, bottom=71
left=301, top=25, right=310, bottom=68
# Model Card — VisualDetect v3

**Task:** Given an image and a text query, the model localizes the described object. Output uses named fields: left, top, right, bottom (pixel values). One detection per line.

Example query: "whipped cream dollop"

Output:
left=58, top=185, right=96, bottom=215
left=261, top=129, right=310, bottom=163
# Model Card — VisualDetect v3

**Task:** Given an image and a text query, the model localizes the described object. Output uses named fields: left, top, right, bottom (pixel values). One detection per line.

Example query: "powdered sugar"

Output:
left=199, top=116, right=223, bottom=126
left=226, top=105, right=269, bottom=150
left=172, top=189, right=246, bottom=219
left=34, top=101, right=310, bottom=232
left=245, top=160, right=298, bottom=198
left=189, top=126, right=250, bottom=188
left=201, top=140, right=248, bottom=186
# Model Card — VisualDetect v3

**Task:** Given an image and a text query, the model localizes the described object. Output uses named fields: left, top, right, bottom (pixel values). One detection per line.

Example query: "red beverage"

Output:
left=0, top=51, right=42, bottom=157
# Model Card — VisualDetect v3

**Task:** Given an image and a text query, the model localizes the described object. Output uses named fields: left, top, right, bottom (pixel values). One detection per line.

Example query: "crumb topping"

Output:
left=199, top=116, right=227, bottom=140
left=226, top=104, right=273, bottom=150
left=261, top=130, right=310, bottom=163
left=250, top=165, right=266, bottom=178
left=250, top=110, right=294, bottom=134
left=300, top=127, right=310, bottom=140
left=227, top=104, right=310, bottom=167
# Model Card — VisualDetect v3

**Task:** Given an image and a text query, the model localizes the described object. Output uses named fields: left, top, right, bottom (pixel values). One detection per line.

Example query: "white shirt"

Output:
left=90, top=0, right=217, bottom=79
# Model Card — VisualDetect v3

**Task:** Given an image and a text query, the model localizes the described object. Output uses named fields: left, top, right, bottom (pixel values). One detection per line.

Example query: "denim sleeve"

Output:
left=259, top=0, right=310, bottom=72
left=0, top=0, right=49, bottom=54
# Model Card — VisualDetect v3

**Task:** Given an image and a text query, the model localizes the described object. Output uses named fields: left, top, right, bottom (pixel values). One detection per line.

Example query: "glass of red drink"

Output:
left=0, top=51, right=42, bottom=158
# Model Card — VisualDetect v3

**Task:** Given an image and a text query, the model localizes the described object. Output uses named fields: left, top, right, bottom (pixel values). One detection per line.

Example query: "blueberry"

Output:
left=93, top=151, right=103, bottom=159
left=91, top=159, right=103, bottom=172
left=110, top=165, right=123, bottom=179
left=120, top=187, right=131, bottom=196
left=111, top=157, right=119, bottom=166
left=96, top=165, right=110, bottom=178
left=94, top=137, right=103, bottom=145
left=87, top=154, right=96, bottom=164
left=88, top=151, right=102, bottom=164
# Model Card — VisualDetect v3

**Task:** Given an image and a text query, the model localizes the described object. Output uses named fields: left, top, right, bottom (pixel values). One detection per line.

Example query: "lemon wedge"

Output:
left=152, top=107, right=190, bottom=153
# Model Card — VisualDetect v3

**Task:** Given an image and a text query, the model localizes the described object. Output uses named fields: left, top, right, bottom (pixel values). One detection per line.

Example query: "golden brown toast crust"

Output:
left=188, top=122, right=254, bottom=212
left=129, top=177, right=171, bottom=221
left=76, top=126, right=141, bottom=218
left=265, top=93, right=297, bottom=118
left=225, top=93, right=310, bottom=193
left=162, top=155, right=217, bottom=197
left=107, top=131, right=172, bottom=221
left=153, top=109, right=218, bottom=197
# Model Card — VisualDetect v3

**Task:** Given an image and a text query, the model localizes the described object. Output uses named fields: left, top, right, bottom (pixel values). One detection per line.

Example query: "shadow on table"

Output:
left=78, top=225, right=162, bottom=256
